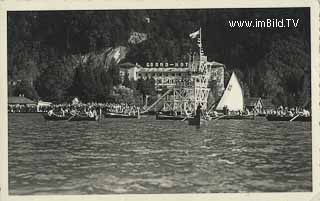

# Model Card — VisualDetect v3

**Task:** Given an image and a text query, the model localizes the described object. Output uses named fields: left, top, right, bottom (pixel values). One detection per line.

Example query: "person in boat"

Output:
left=204, top=111, right=211, bottom=120
left=99, top=107, right=102, bottom=118
left=65, top=108, right=69, bottom=115
left=302, top=109, right=310, bottom=117
left=223, top=106, right=227, bottom=115
left=48, top=108, right=54, bottom=116
left=288, top=110, right=294, bottom=117
left=132, top=108, right=136, bottom=116
left=70, top=107, right=78, bottom=116
left=245, top=108, right=250, bottom=115
left=88, top=109, right=94, bottom=118
left=223, top=105, right=229, bottom=115
left=174, top=110, right=178, bottom=116
left=195, top=104, right=203, bottom=119
left=92, top=108, right=97, bottom=117
left=60, top=107, right=65, bottom=117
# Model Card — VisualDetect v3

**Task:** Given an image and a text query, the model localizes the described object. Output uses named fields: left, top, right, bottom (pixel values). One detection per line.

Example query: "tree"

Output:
left=123, top=72, right=131, bottom=88
left=36, top=59, right=73, bottom=102
left=7, top=9, right=310, bottom=107
left=108, top=60, right=121, bottom=86
left=14, top=80, right=39, bottom=100
left=258, top=36, right=310, bottom=107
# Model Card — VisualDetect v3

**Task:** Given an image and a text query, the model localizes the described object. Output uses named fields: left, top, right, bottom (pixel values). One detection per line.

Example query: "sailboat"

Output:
left=213, top=72, right=254, bottom=120
left=216, top=72, right=244, bottom=111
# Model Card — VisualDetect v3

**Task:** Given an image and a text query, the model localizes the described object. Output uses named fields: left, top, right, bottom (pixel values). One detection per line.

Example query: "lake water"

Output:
left=8, top=113, right=312, bottom=194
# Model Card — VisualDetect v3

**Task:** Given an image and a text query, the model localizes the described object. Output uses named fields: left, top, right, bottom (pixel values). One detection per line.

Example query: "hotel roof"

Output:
left=138, top=67, right=190, bottom=73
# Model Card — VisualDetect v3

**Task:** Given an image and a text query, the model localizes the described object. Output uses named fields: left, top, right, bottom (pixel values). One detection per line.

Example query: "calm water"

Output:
left=8, top=113, right=312, bottom=194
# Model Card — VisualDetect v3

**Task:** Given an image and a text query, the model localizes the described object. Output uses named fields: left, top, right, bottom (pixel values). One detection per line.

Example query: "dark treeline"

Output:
left=7, top=8, right=310, bottom=107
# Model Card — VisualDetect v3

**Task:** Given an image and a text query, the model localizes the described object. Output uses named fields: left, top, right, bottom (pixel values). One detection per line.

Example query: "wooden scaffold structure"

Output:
left=142, top=28, right=211, bottom=116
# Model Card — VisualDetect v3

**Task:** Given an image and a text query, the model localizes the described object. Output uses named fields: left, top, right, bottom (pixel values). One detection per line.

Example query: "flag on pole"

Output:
left=189, top=30, right=200, bottom=39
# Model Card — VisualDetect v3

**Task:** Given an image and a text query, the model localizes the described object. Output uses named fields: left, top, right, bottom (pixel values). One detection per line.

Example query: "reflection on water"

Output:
left=8, top=113, right=312, bottom=194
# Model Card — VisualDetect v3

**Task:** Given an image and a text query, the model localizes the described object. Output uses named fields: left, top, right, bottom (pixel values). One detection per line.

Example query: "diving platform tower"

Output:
left=142, top=28, right=221, bottom=115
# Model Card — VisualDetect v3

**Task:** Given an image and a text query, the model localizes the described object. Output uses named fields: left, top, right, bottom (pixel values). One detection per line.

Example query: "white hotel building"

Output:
left=119, top=56, right=225, bottom=97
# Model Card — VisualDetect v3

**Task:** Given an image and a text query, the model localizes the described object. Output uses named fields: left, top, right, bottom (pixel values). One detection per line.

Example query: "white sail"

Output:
left=215, top=72, right=244, bottom=111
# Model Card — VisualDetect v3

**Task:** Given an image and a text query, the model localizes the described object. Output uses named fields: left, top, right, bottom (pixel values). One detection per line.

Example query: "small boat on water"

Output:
left=213, top=114, right=255, bottom=120
left=43, top=114, right=71, bottom=121
left=188, top=117, right=208, bottom=126
left=104, top=112, right=139, bottom=119
left=43, top=114, right=99, bottom=121
left=68, top=115, right=99, bottom=121
left=187, top=104, right=210, bottom=126
left=212, top=72, right=251, bottom=120
left=266, top=115, right=311, bottom=122
left=156, top=113, right=186, bottom=120
left=215, top=72, right=244, bottom=113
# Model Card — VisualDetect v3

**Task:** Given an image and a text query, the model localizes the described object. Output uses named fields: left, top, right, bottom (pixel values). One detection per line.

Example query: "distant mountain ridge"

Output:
left=7, top=9, right=311, bottom=106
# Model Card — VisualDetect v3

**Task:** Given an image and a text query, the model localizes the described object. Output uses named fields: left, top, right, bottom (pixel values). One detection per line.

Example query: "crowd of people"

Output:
left=8, top=102, right=141, bottom=118
left=8, top=104, right=38, bottom=113
left=47, top=105, right=99, bottom=118
left=8, top=99, right=311, bottom=119
left=217, top=105, right=311, bottom=117
left=261, top=106, right=311, bottom=117
left=104, top=102, right=140, bottom=116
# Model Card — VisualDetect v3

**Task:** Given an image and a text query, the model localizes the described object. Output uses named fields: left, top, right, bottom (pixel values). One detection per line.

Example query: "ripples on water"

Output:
left=8, top=113, right=312, bottom=194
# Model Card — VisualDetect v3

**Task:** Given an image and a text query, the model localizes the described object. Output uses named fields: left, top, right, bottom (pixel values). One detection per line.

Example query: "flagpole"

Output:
left=199, top=27, right=202, bottom=66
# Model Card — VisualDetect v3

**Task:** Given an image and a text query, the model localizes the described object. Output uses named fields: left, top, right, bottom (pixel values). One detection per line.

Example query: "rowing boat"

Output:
left=69, top=115, right=99, bottom=121
left=156, top=113, right=186, bottom=120
left=188, top=117, right=208, bottom=126
left=43, top=114, right=99, bottom=121
left=266, top=115, right=311, bottom=122
left=104, top=112, right=139, bottom=119
left=213, top=114, right=255, bottom=120
left=43, top=114, right=71, bottom=121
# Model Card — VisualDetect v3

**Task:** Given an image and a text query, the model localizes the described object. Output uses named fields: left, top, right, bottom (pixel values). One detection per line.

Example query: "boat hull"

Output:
left=104, top=112, right=138, bottom=119
left=188, top=117, right=208, bottom=126
left=43, top=114, right=71, bottom=121
left=156, top=114, right=186, bottom=120
left=69, top=116, right=99, bottom=121
left=266, top=115, right=311, bottom=122
left=216, top=115, right=255, bottom=120
left=43, top=114, right=98, bottom=121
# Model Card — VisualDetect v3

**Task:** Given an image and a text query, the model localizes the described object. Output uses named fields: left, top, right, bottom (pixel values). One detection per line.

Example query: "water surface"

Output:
left=8, top=113, right=312, bottom=194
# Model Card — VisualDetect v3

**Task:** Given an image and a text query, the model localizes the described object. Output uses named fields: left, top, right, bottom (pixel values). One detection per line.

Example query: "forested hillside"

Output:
left=7, top=8, right=310, bottom=107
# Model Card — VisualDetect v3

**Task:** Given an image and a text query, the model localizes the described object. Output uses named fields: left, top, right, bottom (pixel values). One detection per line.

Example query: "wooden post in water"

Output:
left=137, top=108, right=141, bottom=119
